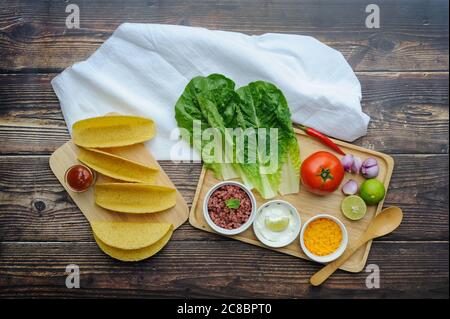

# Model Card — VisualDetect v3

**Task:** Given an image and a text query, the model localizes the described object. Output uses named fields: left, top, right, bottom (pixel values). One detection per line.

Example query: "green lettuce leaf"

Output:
left=236, top=81, right=300, bottom=197
left=174, top=74, right=239, bottom=180
left=174, top=74, right=301, bottom=199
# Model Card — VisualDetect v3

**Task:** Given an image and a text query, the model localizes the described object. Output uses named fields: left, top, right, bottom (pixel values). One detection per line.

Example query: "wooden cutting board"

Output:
left=49, top=141, right=189, bottom=228
left=189, top=129, right=394, bottom=273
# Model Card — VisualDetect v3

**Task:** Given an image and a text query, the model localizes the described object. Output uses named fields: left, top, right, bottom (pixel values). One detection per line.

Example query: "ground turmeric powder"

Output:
left=304, top=218, right=342, bottom=256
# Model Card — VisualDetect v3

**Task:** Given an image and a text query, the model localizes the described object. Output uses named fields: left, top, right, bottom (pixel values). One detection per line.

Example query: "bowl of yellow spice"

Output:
left=300, top=214, right=348, bottom=263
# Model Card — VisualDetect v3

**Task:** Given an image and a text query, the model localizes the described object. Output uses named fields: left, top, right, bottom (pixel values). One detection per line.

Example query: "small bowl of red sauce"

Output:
left=203, top=181, right=257, bottom=236
left=65, top=164, right=95, bottom=193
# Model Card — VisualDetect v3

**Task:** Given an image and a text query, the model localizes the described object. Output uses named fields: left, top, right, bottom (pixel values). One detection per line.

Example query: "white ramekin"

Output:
left=203, top=181, right=257, bottom=236
left=300, top=214, right=348, bottom=263
left=253, top=200, right=301, bottom=248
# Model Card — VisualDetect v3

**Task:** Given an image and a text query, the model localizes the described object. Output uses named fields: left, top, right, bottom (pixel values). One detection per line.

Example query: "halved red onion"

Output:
left=342, top=179, right=359, bottom=195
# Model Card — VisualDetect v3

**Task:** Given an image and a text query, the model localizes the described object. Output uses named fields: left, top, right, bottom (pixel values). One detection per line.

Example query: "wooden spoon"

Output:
left=310, top=206, right=403, bottom=286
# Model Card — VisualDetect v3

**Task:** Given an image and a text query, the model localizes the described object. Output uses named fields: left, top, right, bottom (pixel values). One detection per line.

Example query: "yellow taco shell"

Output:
left=90, top=221, right=172, bottom=250
left=94, top=225, right=173, bottom=262
left=95, top=183, right=177, bottom=213
left=78, top=147, right=159, bottom=183
left=72, top=115, right=155, bottom=148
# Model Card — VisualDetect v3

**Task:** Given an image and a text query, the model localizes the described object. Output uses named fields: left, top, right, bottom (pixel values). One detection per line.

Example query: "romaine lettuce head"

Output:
left=175, top=74, right=300, bottom=199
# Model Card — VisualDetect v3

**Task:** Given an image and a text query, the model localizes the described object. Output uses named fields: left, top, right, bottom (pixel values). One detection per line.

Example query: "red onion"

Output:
left=361, top=158, right=379, bottom=178
left=342, top=179, right=358, bottom=195
left=341, top=154, right=354, bottom=172
left=351, top=156, right=363, bottom=174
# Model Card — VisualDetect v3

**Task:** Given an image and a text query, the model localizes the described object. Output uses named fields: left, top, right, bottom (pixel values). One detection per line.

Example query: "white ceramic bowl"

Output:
left=253, top=200, right=301, bottom=248
left=300, top=214, right=348, bottom=263
left=203, top=181, right=257, bottom=236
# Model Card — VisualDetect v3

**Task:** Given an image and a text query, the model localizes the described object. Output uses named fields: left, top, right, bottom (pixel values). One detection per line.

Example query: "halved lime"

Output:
left=265, top=216, right=290, bottom=232
left=360, top=179, right=386, bottom=206
left=341, top=195, right=367, bottom=221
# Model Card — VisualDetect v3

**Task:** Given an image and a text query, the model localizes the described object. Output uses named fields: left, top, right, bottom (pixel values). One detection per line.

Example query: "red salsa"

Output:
left=65, top=164, right=94, bottom=192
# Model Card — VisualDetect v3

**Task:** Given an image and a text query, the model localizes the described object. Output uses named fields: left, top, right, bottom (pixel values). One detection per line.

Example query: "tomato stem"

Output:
left=317, top=167, right=334, bottom=184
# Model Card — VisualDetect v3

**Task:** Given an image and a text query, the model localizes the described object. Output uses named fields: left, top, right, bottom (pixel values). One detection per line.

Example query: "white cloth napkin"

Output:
left=52, top=23, right=369, bottom=160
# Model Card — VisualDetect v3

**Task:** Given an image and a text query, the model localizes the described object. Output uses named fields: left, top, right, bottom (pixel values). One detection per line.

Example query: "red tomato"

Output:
left=300, top=151, right=344, bottom=195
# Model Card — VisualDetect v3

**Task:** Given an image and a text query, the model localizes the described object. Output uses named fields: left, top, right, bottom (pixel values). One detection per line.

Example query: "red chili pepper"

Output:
left=297, top=124, right=346, bottom=155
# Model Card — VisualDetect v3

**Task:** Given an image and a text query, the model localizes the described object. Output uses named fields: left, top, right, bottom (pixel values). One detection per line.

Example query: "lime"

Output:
left=360, top=179, right=386, bottom=206
left=265, top=216, right=290, bottom=232
left=341, top=195, right=367, bottom=220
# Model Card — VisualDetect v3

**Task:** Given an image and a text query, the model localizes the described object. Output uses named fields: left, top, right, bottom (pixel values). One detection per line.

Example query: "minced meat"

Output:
left=207, top=184, right=252, bottom=230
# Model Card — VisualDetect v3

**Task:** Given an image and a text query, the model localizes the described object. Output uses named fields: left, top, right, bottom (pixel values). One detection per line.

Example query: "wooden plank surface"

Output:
left=0, top=0, right=448, bottom=298
left=0, top=241, right=447, bottom=298
left=1, top=72, right=448, bottom=155
left=0, top=155, right=447, bottom=242
left=0, top=0, right=448, bottom=71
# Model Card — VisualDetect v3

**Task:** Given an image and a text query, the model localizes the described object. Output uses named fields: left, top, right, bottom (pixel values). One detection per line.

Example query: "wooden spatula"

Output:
left=310, top=206, right=403, bottom=286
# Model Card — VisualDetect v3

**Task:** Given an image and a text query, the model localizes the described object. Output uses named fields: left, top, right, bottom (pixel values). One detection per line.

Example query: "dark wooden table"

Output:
left=0, top=0, right=448, bottom=298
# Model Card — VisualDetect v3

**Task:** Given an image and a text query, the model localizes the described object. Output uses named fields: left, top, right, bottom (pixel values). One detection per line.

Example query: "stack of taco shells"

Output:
left=72, top=115, right=176, bottom=261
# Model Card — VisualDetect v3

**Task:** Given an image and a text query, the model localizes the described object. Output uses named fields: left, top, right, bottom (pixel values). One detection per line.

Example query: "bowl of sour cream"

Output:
left=253, top=200, right=301, bottom=248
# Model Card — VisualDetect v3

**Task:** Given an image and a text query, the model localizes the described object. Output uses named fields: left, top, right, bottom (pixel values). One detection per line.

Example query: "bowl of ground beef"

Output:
left=203, top=181, right=257, bottom=235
